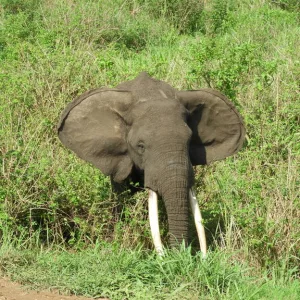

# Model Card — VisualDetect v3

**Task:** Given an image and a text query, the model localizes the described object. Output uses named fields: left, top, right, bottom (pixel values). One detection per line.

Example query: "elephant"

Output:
left=57, top=72, right=245, bottom=255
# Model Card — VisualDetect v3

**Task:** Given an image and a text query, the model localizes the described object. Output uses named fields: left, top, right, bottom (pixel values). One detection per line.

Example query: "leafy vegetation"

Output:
left=0, top=0, right=299, bottom=298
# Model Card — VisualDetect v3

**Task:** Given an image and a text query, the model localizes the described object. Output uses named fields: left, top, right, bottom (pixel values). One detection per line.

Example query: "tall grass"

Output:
left=1, top=235, right=299, bottom=299
left=0, top=0, right=299, bottom=293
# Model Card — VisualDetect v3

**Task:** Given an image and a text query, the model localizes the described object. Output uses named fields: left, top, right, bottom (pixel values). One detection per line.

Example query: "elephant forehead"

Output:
left=129, top=106, right=192, bottom=142
left=133, top=98, right=186, bottom=118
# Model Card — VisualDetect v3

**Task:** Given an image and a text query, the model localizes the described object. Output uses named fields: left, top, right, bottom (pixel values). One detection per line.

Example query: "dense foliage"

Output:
left=0, top=0, right=299, bottom=297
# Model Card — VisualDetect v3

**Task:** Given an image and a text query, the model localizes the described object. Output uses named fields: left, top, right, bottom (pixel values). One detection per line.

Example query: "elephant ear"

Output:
left=177, top=89, right=245, bottom=165
left=58, top=88, right=134, bottom=182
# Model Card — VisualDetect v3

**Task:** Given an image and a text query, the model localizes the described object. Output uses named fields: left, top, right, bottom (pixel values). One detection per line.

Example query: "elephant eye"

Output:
left=137, top=141, right=145, bottom=154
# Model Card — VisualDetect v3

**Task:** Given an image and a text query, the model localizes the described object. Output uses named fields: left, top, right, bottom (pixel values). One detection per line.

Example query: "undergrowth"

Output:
left=0, top=235, right=299, bottom=299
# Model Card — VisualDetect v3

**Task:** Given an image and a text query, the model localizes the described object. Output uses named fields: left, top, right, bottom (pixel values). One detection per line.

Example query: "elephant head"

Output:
left=58, top=72, right=245, bottom=254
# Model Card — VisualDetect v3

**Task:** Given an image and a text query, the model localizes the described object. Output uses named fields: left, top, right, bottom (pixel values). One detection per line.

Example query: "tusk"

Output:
left=189, top=189, right=207, bottom=256
left=148, top=189, right=164, bottom=255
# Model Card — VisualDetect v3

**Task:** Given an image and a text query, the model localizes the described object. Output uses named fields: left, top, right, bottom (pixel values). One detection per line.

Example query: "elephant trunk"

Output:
left=145, top=149, right=193, bottom=247
left=160, top=170, right=190, bottom=246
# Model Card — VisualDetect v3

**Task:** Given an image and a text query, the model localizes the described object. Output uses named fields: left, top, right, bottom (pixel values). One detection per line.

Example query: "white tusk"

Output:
left=189, top=189, right=207, bottom=256
left=148, top=189, right=164, bottom=255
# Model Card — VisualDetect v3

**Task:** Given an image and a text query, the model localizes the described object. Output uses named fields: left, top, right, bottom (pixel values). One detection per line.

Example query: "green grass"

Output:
left=1, top=235, right=299, bottom=299
left=0, top=0, right=299, bottom=298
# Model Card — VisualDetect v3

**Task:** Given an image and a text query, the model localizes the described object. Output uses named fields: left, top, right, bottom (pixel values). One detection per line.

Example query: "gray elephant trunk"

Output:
left=145, top=151, right=193, bottom=247
left=161, top=175, right=190, bottom=246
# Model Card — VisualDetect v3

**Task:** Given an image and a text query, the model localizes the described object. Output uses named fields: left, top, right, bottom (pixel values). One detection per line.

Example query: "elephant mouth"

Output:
left=148, top=189, right=207, bottom=256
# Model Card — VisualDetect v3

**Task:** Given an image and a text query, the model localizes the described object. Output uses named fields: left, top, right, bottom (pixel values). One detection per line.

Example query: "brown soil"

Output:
left=0, top=278, right=108, bottom=300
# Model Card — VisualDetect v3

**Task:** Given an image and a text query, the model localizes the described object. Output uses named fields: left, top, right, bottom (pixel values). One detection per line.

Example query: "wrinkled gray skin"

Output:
left=58, top=72, right=245, bottom=246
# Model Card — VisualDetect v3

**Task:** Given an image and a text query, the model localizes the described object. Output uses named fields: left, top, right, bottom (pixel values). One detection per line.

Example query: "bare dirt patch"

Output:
left=0, top=278, right=108, bottom=300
